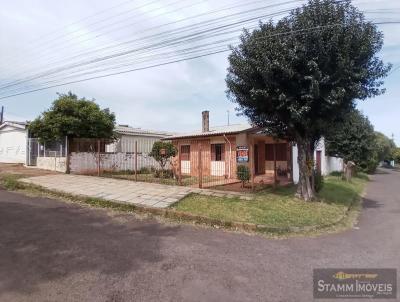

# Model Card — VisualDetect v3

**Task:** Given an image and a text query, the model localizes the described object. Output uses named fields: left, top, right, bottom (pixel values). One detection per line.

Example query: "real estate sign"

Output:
left=236, top=146, right=249, bottom=163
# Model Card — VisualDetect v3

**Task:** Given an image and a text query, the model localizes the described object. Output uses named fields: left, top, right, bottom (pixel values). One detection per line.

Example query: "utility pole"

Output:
left=227, top=110, right=230, bottom=126
left=0, top=106, right=4, bottom=124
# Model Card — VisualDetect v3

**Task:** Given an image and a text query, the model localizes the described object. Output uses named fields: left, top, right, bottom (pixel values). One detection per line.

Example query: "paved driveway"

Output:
left=0, top=168, right=399, bottom=301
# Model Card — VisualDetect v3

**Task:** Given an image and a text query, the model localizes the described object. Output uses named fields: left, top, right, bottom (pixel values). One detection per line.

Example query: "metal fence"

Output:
left=68, top=138, right=268, bottom=190
left=27, top=138, right=66, bottom=166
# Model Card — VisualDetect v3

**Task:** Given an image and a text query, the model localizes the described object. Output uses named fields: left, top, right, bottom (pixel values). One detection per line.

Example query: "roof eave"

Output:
left=164, top=127, right=259, bottom=140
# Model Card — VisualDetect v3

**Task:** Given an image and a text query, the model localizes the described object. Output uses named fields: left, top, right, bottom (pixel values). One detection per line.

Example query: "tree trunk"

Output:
left=296, top=139, right=315, bottom=201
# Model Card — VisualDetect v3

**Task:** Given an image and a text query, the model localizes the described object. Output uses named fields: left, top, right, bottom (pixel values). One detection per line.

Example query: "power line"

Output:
left=0, top=1, right=398, bottom=100
left=0, top=0, right=302, bottom=84
left=0, top=21, right=368, bottom=100
left=1, top=19, right=398, bottom=99
left=0, top=4, right=301, bottom=90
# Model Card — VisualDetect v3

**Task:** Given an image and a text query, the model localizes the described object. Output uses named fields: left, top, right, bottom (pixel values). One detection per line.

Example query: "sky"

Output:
left=0, top=0, right=399, bottom=144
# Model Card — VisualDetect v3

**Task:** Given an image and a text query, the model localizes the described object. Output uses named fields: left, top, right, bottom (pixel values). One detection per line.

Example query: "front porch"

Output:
left=173, top=130, right=293, bottom=191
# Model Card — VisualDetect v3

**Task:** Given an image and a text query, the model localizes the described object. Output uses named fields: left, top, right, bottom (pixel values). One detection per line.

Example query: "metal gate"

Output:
left=27, top=138, right=39, bottom=166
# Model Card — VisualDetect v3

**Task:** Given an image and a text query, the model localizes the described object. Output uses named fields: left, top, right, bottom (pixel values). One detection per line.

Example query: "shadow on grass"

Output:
left=256, top=184, right=297, bottom=197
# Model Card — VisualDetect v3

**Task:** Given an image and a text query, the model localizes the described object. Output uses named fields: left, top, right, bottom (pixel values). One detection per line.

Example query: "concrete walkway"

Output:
left=21, top=174, right=252, bottom=208
left=21, top=175, right=193, bottom=208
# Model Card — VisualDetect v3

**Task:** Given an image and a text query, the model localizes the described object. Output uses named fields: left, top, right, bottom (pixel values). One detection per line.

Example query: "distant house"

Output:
left=165, top=111, right=342, bottom=185
left=0, top=121, right=29, bottom=164
left=106, top=124, right=173, bottom=154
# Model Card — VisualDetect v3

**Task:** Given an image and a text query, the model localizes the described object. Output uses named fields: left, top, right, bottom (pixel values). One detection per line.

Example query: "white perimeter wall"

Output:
left=0, top=126, right=27, bottom=164
left=37, top=157, right=67, bottom=173
left=292, top=137, right=343, bottom=184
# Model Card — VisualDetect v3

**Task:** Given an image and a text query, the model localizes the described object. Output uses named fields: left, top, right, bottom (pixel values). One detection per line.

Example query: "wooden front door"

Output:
left=316, top=150, right=322, bottom=174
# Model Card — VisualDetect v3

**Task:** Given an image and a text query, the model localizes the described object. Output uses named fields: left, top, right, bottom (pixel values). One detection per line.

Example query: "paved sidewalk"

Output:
left=21, top=175, right=193, bottom=208
left=20, top=174, right=253, bottom=208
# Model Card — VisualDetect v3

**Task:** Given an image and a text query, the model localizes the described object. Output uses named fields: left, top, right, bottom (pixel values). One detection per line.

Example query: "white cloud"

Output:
left=0, top=0, right=399, bottom=144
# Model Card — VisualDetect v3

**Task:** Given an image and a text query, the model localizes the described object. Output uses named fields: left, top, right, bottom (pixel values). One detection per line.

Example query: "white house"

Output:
left=292, top=137, right=343, bottom=184
left=0, top=121, right=29, bottom=164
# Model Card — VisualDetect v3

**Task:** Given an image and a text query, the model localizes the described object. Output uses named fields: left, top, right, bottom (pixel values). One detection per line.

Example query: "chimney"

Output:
left=202, top=110, right=209, bottom=132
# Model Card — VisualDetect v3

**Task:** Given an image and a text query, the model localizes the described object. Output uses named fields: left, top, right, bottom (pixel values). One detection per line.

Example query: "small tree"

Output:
left=237, top=165, right=250, bottom=188
left=29, top=92, right=115, bottom=143
left=149, top=141, right=177, bottom=177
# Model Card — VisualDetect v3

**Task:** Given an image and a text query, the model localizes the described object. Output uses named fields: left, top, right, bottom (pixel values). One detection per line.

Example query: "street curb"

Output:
left=6, top=179, right=359, bottom=234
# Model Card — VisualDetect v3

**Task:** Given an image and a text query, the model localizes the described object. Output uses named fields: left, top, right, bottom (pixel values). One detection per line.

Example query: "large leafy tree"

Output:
left=325, top=110, right=378, bottom=173
left=29, top=92, right=115, bottom=143
left=226, top=0, right=390, bottom=200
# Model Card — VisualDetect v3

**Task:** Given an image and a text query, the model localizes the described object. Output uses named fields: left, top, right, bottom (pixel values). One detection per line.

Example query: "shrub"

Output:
left=314, top=171, right=324, bottom=192
left=330, top=171, right=343, bottom=177
left=139, top=167, right=152, bottom=174
left=154, top=169, right=174, bottom=179
left=237, top=165, right=250, bottom=187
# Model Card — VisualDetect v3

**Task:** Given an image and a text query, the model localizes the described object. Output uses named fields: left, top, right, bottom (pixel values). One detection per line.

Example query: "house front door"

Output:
left=254, top=144, right=259, bottom=175
left=316, top=150, right=322, bottom=174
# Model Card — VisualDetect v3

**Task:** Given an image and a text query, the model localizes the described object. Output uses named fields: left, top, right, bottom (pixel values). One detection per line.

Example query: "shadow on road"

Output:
left=362, top=198, right=384, bottom=209
left=0, top=191, right=179, bottom=296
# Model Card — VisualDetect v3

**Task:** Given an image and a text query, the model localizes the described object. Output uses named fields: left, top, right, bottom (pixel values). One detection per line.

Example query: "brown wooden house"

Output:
left=164, top=111, right=293, bottom=186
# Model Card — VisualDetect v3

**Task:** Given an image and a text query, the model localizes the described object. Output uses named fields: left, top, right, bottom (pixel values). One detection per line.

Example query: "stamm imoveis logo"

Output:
left=332, top=271, right=378, bottom=281
left=313, top=268, right=397, bottom=299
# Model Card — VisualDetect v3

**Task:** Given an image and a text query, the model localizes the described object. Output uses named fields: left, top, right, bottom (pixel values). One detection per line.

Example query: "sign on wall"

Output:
left=236, top=146, right=249, bottom=163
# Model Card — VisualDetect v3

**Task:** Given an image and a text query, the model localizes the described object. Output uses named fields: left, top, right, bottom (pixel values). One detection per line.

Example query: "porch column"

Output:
left=249, top=137, right=255, bottom=190
left=273, top=143, right=277, bottom=187
left=177, top=143, right=182, bottom=185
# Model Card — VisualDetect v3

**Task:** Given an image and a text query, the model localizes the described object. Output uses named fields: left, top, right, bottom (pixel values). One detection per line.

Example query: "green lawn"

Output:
left=172, top=176, right=367, bottom=229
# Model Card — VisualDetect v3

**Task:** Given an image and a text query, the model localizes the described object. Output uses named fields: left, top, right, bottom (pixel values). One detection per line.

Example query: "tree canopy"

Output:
left=374, top=132, right=396, bottom=163
left=326, top=110, right=377, bottom=172
left=393, top=148, right=400, bottom=164
left=29, top=92, right=115, bottom=143
left=226, top=0, right=390, bottom=200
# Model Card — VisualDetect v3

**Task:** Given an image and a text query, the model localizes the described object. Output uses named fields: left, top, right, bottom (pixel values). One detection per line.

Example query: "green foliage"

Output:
left=149, top=141, right=177, bottom=171
left=330, top=171, right=343, bottom=177
left=226, top=0, right=390, bottom=199
left=154, top=169, right=174, bottom=179
left=374, top=132, right=396, bottom=162
left=236, top=165, right=250, bottom=186
left=393, top=148, right=400, bottom=164
left=326, top=110, right=396, bottom=173
left=138, top=167, right=153, bottom=174
left=29, top=92, right=116, bottom=143
left=226, top=0, right=390, bottom=139
left=314, top=171, right=324, bottom=192
left=326, top=110, right=378, bottom=172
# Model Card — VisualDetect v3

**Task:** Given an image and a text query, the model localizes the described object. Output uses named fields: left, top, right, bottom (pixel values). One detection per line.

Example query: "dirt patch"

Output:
left=0, top=163, right=58, bottom=177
